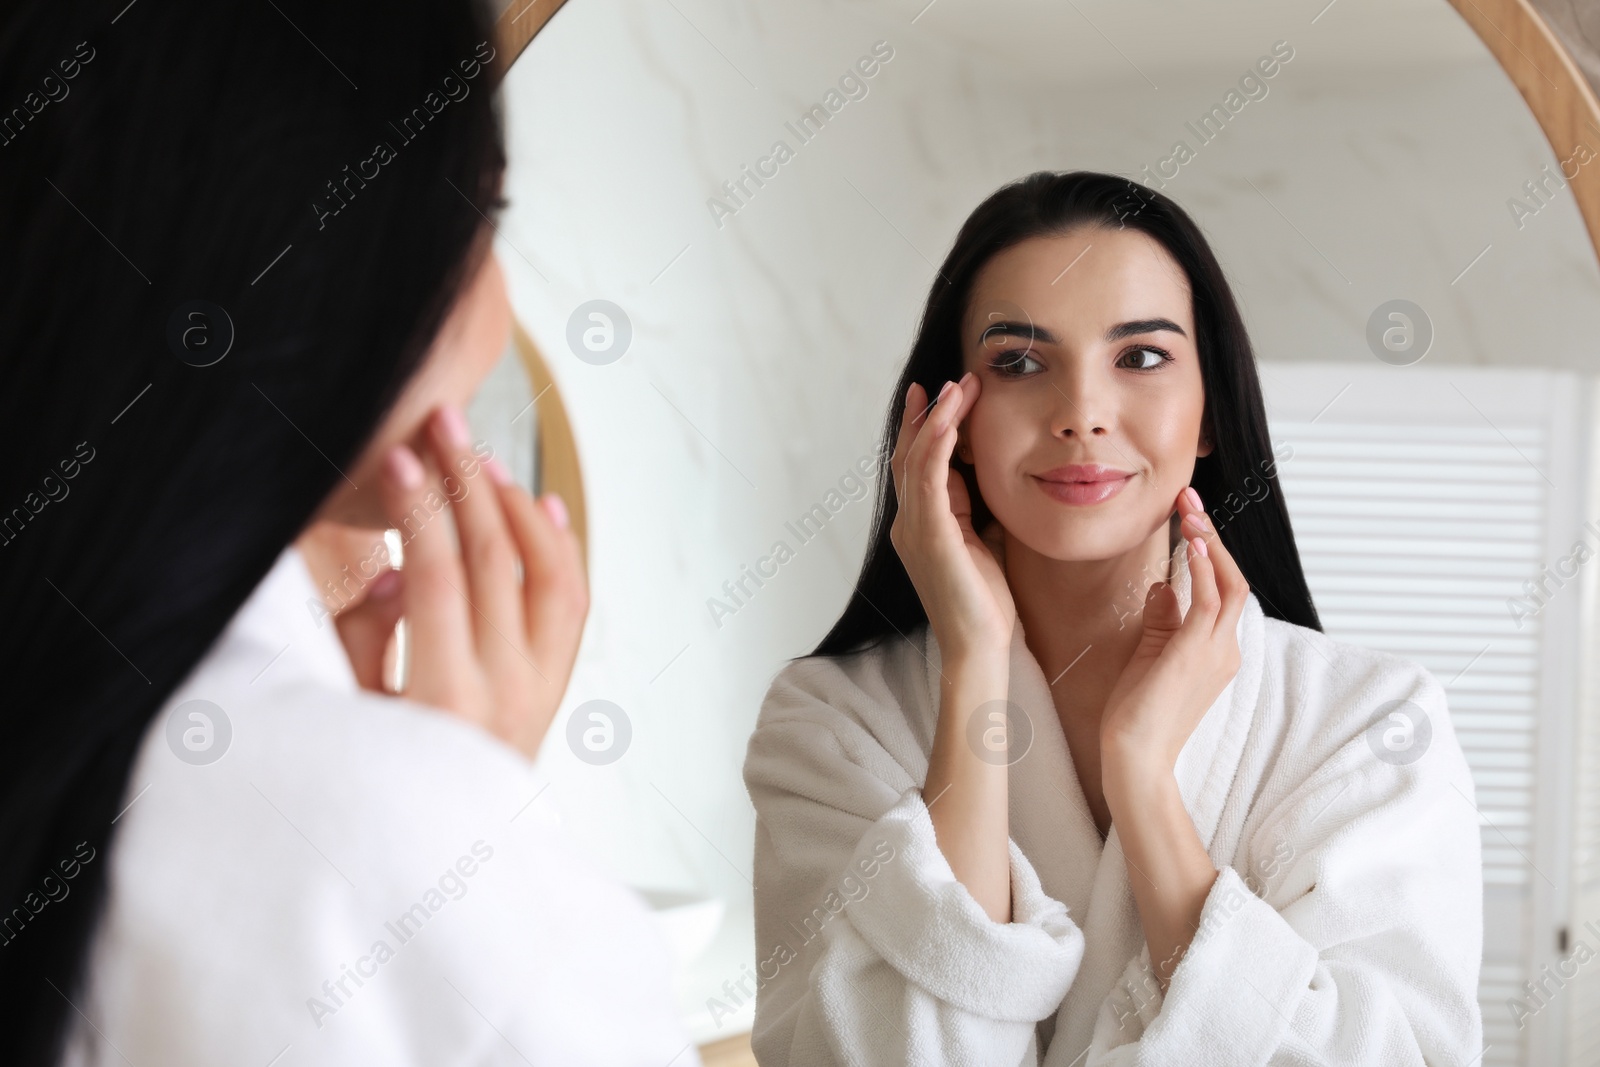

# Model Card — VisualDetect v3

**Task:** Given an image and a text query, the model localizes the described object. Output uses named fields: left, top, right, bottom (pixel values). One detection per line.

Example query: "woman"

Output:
left=743, top=171, right=1484, bottom=1065
left=0, top=3, right=696, bottom=1065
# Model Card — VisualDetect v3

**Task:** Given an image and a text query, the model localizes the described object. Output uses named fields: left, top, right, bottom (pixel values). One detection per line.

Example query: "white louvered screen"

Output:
left=1565, top=377, right=1600, bottom=1067
left=1257, top=361, right=1589, bottom=1067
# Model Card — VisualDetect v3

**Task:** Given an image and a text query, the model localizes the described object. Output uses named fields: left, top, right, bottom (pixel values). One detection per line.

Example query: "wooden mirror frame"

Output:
left=490, top=0, right=574, bottom=78
left=510, top=320, right=588, bottom=569
left=489, top=0, right=1600, bottom=261
left=486, top=1, right=586, bottom=565
left=1444, top=0, right=1600, bottom=265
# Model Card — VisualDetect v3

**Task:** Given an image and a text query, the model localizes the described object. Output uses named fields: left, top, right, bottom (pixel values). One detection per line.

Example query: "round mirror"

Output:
left=482, top=2, right=1600, bottom=1063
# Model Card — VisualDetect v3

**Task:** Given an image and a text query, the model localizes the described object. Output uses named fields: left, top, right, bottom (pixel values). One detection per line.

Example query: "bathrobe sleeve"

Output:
left=61, top=690, right=702, bottom=1067
left=1083, top=652, right=1484, bottom=1066
left=744, top=655, right=1087, bottom=1067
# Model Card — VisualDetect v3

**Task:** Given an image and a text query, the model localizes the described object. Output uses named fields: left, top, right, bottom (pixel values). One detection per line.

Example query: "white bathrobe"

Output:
left=59, top=545, right=701, bottom=1067
left=743, top=542, right=1484, bottom=1066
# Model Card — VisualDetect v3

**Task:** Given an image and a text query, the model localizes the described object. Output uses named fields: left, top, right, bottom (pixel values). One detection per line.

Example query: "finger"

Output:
left=333, top=568, right=405, bottom=691
left=949, top=372, right=981, bottom=484
left=1171, top=489, right=1221, bottom=638
left=1143, top=578, right=1183, bottom=639
left=379, top=442, right=476, bottom=715
left=904, top=375, right=970, bottom=525
left=950, top=369, right=981, bottom=424
left=890, top=381, right=925, bottom=506
left=1179, top=487, right=1248, bottom=637
left=425, top=406, right=522, bottom=665
left=1202, top=520, right=1248, bottom=639
left=947, top=467, right=973, bottom=531
left=1184, top=532, right=1220, bottom=627
left=497, top=477, right=587, bottom=663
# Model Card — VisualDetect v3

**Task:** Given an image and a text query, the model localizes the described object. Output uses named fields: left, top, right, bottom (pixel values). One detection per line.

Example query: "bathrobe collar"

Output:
left=219, top=544, right=362, bottom=696
left=919, top=536, right=1267, bottom=1044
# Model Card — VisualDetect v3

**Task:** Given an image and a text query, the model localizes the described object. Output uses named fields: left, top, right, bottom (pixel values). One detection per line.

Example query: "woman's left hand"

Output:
left=1099, top=486, right=1250, bottom=773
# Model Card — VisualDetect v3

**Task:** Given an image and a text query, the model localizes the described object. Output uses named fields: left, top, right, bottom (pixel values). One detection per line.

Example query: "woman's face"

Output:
left=317, top=246, right=511, bottom=528
left=957, top=226, right=1212, bottom=562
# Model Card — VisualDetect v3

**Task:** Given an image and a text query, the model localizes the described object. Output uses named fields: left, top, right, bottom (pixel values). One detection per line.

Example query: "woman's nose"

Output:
left=1048, top=372, right=1110, bottom=438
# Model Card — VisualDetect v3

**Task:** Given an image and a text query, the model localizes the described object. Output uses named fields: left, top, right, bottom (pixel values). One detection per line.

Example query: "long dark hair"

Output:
left=813, top=170, right=1320, bottom=658
left=0, top=1, right=505, bottom=1060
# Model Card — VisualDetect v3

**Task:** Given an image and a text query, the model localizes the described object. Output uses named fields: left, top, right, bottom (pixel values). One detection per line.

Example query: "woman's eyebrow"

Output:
left=980, top=320, right=1055, bottom=345
left=1106, top=317, right=1187, bottom=341
left=979, top=317, right=1187, bottom=345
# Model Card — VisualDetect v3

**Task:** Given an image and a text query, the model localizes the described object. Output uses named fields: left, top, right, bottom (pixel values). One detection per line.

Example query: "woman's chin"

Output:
left=1003, top=513, right=1168, bottom=566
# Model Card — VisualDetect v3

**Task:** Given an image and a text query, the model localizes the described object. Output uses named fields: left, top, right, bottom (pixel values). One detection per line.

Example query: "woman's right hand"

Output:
left=897, top=373, right=1017, bottom=922
left=377, top=404, right=589, bottom=761
left=890, top=373, right=1016, bottom=663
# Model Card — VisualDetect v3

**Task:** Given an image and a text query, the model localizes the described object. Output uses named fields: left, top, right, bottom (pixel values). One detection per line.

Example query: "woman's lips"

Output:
left=1032, top=467, right=1134, bottom=505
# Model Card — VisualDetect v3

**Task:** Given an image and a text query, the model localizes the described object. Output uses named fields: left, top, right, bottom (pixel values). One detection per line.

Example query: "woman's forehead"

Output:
left=965, top=231, right=1193, bottom=346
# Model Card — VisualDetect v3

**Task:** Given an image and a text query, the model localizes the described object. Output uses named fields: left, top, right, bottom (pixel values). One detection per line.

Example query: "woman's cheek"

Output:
left=965, top=401, right=1009, bottom=463
left=972, top=447, right=1024, bottom=527
left=1152, top=411, right=1205, bottom=473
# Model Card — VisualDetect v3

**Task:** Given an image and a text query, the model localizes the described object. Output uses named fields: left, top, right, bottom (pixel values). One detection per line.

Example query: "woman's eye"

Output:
left=1120, top=346, right=1171, bottom=370
left=989, top=350, right=1043, bottom=377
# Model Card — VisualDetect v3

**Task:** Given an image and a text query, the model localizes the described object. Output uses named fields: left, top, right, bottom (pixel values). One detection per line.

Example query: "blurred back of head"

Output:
left=0, top=2, right=506, bottom=1059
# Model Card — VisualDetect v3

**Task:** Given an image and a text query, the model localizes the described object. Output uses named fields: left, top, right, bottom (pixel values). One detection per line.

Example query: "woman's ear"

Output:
left=1197, top=414, right=1215, bottom=458
left=956, top=430, right=973, bottom=464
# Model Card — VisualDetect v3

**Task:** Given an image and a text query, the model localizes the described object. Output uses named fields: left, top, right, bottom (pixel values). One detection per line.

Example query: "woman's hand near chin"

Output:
left=1099, top=486, right=1250, bottom=987
left=372, top=404, right=589, bottom=762
left=890, top=373, right=1015, bottom=663
left=892, top=372, right=1016, bottom=923
left=1099, top=486, right=1248, bottom=771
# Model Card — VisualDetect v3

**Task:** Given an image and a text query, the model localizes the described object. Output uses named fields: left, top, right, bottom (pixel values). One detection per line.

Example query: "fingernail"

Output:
left=540, top=493, right=569, bottom=530
left=369, top=568, right=402, bottom=600
left=384, top=445, right=425, bottom=490
left=1183, top=486, right=1202, bottom=510
left=438, top=405, right=471, bottom=449
left=1184, top=510, right=1209, bottom=533
left=485, top=456, right=512, bottom=486
left=1192, top=536, right=1208, bottom=558
left=937, top=380, right=955, bottom=402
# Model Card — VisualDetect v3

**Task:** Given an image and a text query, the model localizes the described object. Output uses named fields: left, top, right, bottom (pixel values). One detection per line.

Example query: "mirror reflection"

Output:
left=494, top=0, right=1600, bottom=1064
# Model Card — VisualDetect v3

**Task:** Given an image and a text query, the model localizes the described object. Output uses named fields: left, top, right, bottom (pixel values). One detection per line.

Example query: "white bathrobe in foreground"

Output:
left=60, top=545, right=700, bottom=1067
left=743, top=542, right=1484, bottom=1066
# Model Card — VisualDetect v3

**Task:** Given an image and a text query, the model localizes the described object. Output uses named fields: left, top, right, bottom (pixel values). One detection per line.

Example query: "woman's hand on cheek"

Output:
left=889, top=373, right=1016, bottom=663
left=378, top=404, right=589, bottom=761
left=1099, top=487, right=1249, bottom=775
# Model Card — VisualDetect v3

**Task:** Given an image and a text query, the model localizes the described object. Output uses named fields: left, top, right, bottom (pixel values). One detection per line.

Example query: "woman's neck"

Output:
left=1004, top=518, right=1177, bottom=728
